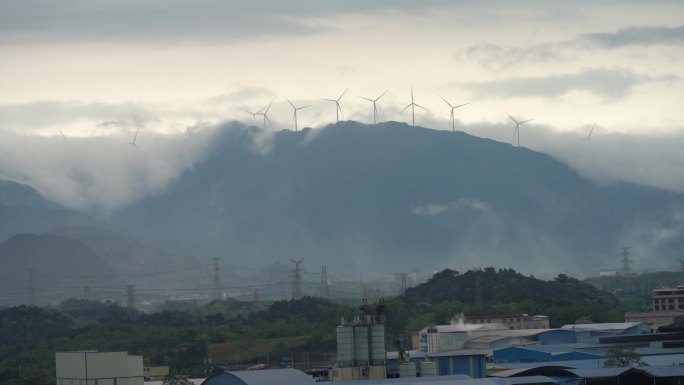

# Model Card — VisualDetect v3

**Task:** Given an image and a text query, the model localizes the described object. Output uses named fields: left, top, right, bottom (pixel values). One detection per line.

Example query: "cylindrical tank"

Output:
left=420, top=361, right=437, bottom=377
left=353, top=325, right=370, bottom=363
left=399, top=362, right=416, bottom=378
left=370, top=324, right=386, bottom=363
left=336, top=326, right=354, bottom=366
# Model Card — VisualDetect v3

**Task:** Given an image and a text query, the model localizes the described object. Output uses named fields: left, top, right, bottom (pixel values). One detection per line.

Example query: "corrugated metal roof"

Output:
left=388, top=350, right=488, bottom=360
left=203, top=369, right=314, bottom=385
left=639, top=365, right=684, bottom=377
left=330, top=374, right=472, bottom=385
left=489, top=376, right=558, bottom=384
left=563, top=368, right=629, bottom=378
left=625, top=310, right=684, bottom=317
left=559, top=322, right=644, bottom=332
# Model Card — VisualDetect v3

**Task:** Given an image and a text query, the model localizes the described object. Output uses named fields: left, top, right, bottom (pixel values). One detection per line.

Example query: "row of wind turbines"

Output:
left=245, top=87, right=543, bottom=148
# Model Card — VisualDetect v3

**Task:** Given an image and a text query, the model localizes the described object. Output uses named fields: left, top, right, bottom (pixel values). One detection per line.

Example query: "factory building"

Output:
left=455, top=313, right=549, bottom=330
left=56, top=351, right=143, bottom=385
left=386, top=350, right=487, bottom=378
left=333, top=299, right=388, bottom=381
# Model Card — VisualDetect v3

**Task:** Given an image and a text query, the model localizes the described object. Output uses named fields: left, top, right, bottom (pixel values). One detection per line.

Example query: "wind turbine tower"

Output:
left=587, top=123, right=597, bottom=140
left=505, top=112, right=534, bottom=147
left=323, top=89, right=347, bottom=123
left=440, top=97, right=469, bottom=132
left=358, top=91, right=387, bottom=124
left=400, top=86, right=428, bottom=126
left=285, top=97, right=311, bottom=132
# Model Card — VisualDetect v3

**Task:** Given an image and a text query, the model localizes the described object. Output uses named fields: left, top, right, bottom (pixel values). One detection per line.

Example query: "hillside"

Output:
left=0, top=234, right=125, bottom=305
left=0, top=180, right=99, bottom=244
left=109, top=121, right=684, bottom=277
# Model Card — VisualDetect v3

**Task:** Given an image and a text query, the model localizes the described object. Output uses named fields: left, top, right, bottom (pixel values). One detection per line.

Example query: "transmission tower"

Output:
left=395, top=273, right=408, bottom=295
left=28, top=268, right=35, bottom=306
left=212, top=257, right=222, bottom=301
left=291, top=259, right=303, bottom=300
left=320, top=266, right=330, bottom=300
left=127, top=284, right=135, bottom=311
left=620, top=247, right=632, bottom=292
left=83, top=275, right=91, bottom=300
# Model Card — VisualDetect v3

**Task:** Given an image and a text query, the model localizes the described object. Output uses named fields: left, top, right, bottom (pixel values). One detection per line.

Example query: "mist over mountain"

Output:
left=107, top=121, right=684, bottom=277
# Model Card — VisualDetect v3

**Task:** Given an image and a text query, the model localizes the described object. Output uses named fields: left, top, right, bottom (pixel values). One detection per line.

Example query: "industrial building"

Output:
left=652, top=285, right=684, bottom=311
left=333, top=299, right=388, bottom=381
left=455, top=313, right=550, bottom=330
left=56, top=351, right=143, bottom=385
left=386, top=350, right=487, bottom=378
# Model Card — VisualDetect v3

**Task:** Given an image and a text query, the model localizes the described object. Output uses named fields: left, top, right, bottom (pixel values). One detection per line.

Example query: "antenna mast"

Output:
left=620, top=247, right=632, bottom=291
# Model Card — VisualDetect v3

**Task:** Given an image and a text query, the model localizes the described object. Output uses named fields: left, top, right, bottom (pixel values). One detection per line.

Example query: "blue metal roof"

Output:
left=330, top=374, right=472, bottom=385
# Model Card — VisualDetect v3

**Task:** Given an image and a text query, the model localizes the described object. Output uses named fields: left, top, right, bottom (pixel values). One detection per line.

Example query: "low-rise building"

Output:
left=56, top=351, right=143, bottom=385
left=456, top=313, right=550, bottom=330
left=652, top=285, right=684, bottom=311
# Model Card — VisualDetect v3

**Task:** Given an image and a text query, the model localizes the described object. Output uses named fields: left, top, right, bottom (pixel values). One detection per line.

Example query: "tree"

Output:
left=603, top=347, right=648, bottom=367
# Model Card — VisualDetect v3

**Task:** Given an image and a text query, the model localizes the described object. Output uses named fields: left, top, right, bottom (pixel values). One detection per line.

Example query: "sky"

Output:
left=1, top=0, right=684, bottom=212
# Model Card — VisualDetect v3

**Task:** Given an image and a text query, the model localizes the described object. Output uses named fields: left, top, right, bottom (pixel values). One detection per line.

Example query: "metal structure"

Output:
left=439, top=96, right=469, bottom=131
left=212, top=257, right=222, bottom=301
left=285, top=97, right=311, bottom=132
left=506, top=112, right=533, bottom=148
left=320, top=266, right=330, bottom=300
left=323, top=89, right=347, bottom=123
left=400, top=86, right=428, bottom=126
left=358, top=91, right=387, bottom=125
left=28, top=268, right=35, bottom=306
left=291, top=259, right=303, bottom=300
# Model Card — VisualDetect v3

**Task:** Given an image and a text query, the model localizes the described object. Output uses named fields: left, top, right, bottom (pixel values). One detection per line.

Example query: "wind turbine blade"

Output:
left=299, top=105, right=312, bottom=109
left=519, top=119, right=534, bottom=124
left=358, top=96, right=374, bottom=102
left=439, top=96, right=453, bottom=108
left=322, top=99, right=336, bottom=102
left=284, top=97, right=295, bottom=108
left=505, top=112, right=518, bottom=124
left=265, top=115, right=272, bottom=127
left=400, top=104, right=412, bottom=113
left=454, top=103, right=470, bottom=109
left=264, top=100, right=273, bottom=114
left=375, top=90, right=388, bottom=101
left=338, top=88, right=348, bottom=101
left=414, top=103, right=429, bottom=111
left=338, top=104, right=344, bottom=118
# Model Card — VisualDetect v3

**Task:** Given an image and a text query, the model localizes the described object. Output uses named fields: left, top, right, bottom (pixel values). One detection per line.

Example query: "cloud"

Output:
left=0, top=122, right=217, bottom=214
left=583, top=24, right=684, bottom=48
left=457, top=43, right=564, bottom=71
left=412, top=198, right=490, bottom=216
left=464, top=68, right=676, bottom=100
left=0, top=0, right=461, bottom=45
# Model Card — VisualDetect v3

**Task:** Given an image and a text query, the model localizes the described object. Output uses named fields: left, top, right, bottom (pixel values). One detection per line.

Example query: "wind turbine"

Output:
left=400, top=86, right=428, bottom=126
left=358, top=91, right=387, bottom=124
left=323, top=88, right=347, bottom=123
left=505, top=112, right=533, bottom=148
left=440, top=96, right=469, bottom=132
left=587, top=123, right=597, bottom=140
left=129, top=125, right=139, bottom=148
left=59, top=130, right=67, bottom=142
left=245, top=106, right=264, bottom=120
left=285, top=97, right=311, bottom=132
left=255, top=100, right=273, bottom=129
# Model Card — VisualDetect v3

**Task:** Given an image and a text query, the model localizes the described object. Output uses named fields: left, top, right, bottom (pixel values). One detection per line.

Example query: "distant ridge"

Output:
left=107, top=121, right=684, bottom=276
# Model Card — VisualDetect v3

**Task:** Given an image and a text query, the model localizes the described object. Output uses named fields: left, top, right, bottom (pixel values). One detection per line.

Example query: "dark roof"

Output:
left=638, top=365, right=684, bottom=377
left=201, top=369, right=314, bottom=385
